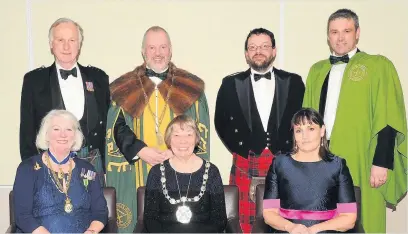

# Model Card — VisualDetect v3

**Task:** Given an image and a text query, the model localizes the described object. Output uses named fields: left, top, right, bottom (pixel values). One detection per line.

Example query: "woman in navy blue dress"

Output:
left=263, top=108, right=357, bottom=233
left=13, top=110, right=108, bottom=233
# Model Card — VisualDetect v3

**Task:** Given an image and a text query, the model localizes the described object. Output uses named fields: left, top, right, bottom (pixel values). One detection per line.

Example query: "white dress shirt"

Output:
left=56, top=63, right=85, bottom=120
left=324, top=48, right=358, bottom=139
left=250, top=67, right=275, bottom=131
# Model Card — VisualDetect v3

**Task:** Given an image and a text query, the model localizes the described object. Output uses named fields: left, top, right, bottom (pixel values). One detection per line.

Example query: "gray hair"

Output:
left=327, top=9, right=359, bottom=33
left=36, top=110, right=84, bottom=151
left=141, top=26, right=172, bottom=50
left=48, top=17, right=84, bottom=47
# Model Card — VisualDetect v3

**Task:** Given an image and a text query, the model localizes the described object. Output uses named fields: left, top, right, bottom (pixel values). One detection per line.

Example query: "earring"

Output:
left=321, top=138, right=324, bottom=146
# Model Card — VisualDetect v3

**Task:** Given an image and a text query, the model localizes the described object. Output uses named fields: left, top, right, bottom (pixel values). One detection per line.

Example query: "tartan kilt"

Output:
left=229, top=148, right=274, bottom=233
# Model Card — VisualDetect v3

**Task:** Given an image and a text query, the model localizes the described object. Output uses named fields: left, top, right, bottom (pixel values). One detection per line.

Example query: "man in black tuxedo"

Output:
left=214, top=28, right=304, bottom=233
left=19, top=18, right=110, bottom=183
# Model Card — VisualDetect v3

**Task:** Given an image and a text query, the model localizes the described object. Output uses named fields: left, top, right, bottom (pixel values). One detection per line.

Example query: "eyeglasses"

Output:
left=247, top=44, right=273, bottom=51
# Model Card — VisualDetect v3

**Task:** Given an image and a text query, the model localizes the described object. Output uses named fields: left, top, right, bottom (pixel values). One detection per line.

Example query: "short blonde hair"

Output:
left=35, top=110, right=84, bottom=151
left=164, top=115, right=200, bottom=149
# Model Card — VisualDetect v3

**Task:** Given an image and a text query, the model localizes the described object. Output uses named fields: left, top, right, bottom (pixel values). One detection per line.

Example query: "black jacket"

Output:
left=214, top=68, right=304, bottom=157
left=19, top=63, right=110, bottom=163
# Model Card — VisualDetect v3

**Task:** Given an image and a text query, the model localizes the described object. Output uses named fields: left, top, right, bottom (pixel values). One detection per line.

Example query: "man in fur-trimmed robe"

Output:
left=105, top=26, right=210, bottom=233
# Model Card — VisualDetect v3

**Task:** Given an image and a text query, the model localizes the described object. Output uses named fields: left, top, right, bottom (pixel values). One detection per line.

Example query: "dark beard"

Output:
left=246, top=55, right=274, bottom=72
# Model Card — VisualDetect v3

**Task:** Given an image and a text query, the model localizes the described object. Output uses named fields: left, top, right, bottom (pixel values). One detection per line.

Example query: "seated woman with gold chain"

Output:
left=13, top=110, right=108, bottom=233
left=143, top=115, right=227, bottom=233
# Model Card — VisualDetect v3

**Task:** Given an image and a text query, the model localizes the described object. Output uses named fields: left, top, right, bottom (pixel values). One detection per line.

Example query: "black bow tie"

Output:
left=329, top=54, right=349, bottom=65
left=253, top=72, right=272, bottom=82
left=146, top=69, right=168, bottom=80
left=59, top=67, right=77, bottom=80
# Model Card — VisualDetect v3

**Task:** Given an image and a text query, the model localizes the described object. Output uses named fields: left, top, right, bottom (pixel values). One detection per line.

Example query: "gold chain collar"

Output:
left=45, top=152, right=74, bottom=213
left=139, top=75, right=174, bottom=145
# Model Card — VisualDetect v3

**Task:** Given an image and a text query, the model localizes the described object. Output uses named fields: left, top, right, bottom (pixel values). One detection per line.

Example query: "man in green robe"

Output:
left=303, top=9, right=407, bottom=233
left=105, top=26, right=210, bottom=233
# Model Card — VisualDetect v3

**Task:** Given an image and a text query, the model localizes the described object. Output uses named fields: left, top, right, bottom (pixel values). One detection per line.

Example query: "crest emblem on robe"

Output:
left=348, top=64, right=367, bottom=82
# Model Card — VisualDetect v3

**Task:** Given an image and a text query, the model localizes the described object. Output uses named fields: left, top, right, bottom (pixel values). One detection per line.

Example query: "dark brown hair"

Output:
left=291, top=108, right=332, bottom=161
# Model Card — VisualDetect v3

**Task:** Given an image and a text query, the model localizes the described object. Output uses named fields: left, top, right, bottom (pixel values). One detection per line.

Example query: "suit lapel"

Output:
left=320, top=49, right=361, bottom=117
left=49, top=63, right=65, bottom=109
left=270, top=68, right=290, bottom=130
left=235, top=69, right=252, bottom=132
left=319, top=71, right=330, bottom=117
left=78, top=64, right=97, bottom=132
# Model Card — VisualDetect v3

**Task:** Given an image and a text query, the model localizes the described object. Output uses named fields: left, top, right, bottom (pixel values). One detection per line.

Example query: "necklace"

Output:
left=160, top=160, right=210, bottom=204
left=45, top=152, right=74, bottom=213
left=48, top=150, right=71, bottom=179
left=160, top=160, right=211, bottom=223
left=174, top=169, right=193, bottom=223
left=139, top=75, right=173, bottom=145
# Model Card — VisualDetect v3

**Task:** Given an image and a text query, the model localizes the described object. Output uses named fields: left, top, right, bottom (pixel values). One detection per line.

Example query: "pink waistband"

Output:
left=279, top=208, right=337, bottom=220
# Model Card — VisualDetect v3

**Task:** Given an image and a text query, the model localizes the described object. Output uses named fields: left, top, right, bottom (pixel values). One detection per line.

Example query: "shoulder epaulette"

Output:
left=87, top=64, right=98, bottom=69
left=226, top=71, right=241, bottom=77
left=86, top=64, right=104, bottom=73
left=31, top=65, right=45, bottom=71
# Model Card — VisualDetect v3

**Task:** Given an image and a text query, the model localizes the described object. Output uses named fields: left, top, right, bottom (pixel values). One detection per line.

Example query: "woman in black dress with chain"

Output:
left=143, top=115, right=227, bottom=233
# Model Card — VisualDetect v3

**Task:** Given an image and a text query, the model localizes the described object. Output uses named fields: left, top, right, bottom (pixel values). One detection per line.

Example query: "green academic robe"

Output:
left=303, top=52, right=407, bottom=233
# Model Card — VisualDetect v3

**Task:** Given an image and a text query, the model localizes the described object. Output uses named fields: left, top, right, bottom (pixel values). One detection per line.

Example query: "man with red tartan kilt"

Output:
left=214, top=28, right=304, bottom=233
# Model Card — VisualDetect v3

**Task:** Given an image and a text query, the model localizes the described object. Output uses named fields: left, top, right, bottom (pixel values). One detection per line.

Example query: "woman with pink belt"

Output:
left=263, top=108, right=357, bottom=233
